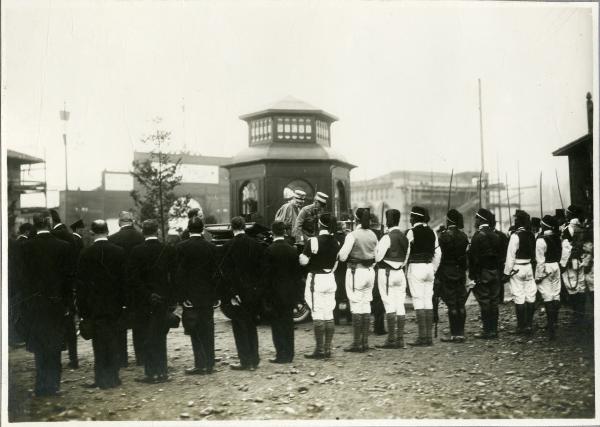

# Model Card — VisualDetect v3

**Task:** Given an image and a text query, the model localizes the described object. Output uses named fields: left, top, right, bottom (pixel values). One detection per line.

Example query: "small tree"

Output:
left=130, top=120, right=183, bottom=239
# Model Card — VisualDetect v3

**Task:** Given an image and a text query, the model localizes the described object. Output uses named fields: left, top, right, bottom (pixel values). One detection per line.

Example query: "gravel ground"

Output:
left=8, top=302, right=595, bottom=422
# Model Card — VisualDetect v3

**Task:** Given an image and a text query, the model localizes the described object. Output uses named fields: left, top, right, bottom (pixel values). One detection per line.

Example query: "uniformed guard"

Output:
left=299, top=213, right=340, bottom=359
left=469, top=208, right=502, bottom=339
left=503, top=209, right=537, bottom=335
left=275, top=189, right=306, bottom=241
left=339, top=208, right=378, bottom=352
left=436, top=209, right=469, bottom=343
left=560, top=205, right=587, bottom=325
left=293, top=192, right=329, bottom=245
left=374, top=209, right=409, bottom=349
left=491, top=213, right=509, bottom=305
left=535, top=215, right=562, bottom=340
left=405, top=206, right=441, bottom=346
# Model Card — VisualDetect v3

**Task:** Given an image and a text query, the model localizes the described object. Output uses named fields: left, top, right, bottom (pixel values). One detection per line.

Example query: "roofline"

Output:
left=222, top=157, right=356, bottom=170
left=7, top=149, right=45, bottom=165
left=552, top=133, right=592, bottom=156
left=239, top=109, right=339, bottom=122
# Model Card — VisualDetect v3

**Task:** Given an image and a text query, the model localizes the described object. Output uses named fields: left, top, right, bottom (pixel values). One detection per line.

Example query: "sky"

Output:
left=1, top=0, right=596, bottom=212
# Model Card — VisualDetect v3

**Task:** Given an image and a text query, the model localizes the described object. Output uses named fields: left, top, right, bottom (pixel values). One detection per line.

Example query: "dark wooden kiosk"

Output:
left=224, top=96, right=356, bottom=224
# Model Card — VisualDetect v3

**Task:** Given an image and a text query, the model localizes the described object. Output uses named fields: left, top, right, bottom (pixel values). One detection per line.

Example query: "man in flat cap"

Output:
left=436, top=209, right=469, bottom=343
left=275, top=189, right=306, bottom=242
left=469, top=208, right=502, bottom=339
left=535, top=215, right=562, bottom=340
left=77, top=220, right=125, bottom=388
left=293, top=192, right=329, bottom=245
left=374, top=209, right=409, bottom=349
left=503, top=209, right=536, bottom=335
left=109, top=211, right=144, bottom=366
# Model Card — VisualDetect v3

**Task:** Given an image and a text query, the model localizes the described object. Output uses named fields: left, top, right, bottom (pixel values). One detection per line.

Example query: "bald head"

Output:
left=91, top=219, right=109, bottom=238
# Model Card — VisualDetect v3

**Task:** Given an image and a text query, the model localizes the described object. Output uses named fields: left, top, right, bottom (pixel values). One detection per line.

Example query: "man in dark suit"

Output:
left=220, top=216, right=265, bottom=371
left=76, top=220, right=125, bottom=389
left=262, top=221, right=302, bottom=363
left=109, top=211, right=145, bottom=366
left=129, top=220, right=176, bottom=383
left=175, top=217, right=218, bottom=375
left=9, top=223, right=33, bottom=347
left=20, top=212, right=72, bottom=396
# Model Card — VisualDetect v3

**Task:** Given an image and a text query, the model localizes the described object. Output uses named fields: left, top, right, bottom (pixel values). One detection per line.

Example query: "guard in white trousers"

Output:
left=299, top=214, right=340, bottom=359
left=503, top=209, right=537, bottom=335
left=338, top=208, right=378, bottom=352
left=535, top=215, right=562, bottom=340
left=405, top=206, right=441, bottom=347
left=374, top=209, right=409, bottom=349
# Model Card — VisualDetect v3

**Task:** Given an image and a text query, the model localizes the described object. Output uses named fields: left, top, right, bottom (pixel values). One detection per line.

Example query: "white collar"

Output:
left=273, top=236, right=285, bottom=241
left=53, top=223, right=62, bottom=230
left=145, top=236, right=158, bottom=241
left=543, top=230, right=554, bottom=236
left=413, top=222, right=426, bottom=228
left=233, top=230, right=245, bottom=236
left=37, top=230, right=50, bottom=234
left=478, top=224, right=490, bottom=230
left=318, top=230, right=330, bottom=235
left=73, top=232, right=82, bottom=238
left=18, top=234, right=29, bottom=239
left=190, top=233, right=203, bottom=237
left=120, top=223, right=134, bottom=229
left=94, top=237, right=108, bottom=242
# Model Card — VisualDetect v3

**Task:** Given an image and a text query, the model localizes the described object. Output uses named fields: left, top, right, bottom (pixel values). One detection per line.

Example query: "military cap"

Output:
left=314, top=192, right=329, bottom=204
left=294, top=190, right=307, bottom=200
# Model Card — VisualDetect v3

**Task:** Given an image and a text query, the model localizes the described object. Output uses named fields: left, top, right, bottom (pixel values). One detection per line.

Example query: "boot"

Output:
left=344, top=314, right=363, bottom=352
left=408, top=310, right=425, bottom=346
left=456, top=307, right=466, bottom=340
left=361, top=314, right=371, bottom=351
left=323, top=320, right=335, bottom=358
left=544, top=302, right=556, bottom=341
left=511, top=304, right=526, bottom=335
left=396, top=315, right=407, bottom=348
left=305, top=320, right=325, bottom=359
left=474, top=308, right=490, bottom=339
left=423, top=309, right=433, bottom=346
left=376, top=313, right=397, bottom=349
left=441, top=309, right=457, bottom=342
left=524, top=302, right=536, bottom=335
left=489, top=306, right=499, bottom=338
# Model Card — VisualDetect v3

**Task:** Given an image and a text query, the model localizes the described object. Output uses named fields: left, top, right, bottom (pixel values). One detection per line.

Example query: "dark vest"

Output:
left=439, top=227, right=469, bottom=266
left=307, top=235, right=339, bottom=272
left=515, top=230, right=535, bottom=260
left=384, top=229, right=409, bottom=262
left=408, top=225, right=435, bottom=263
left=539, top=234, right=561, bottom=263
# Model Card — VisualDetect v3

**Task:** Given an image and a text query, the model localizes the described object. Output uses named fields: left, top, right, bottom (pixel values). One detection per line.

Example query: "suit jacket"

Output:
left=76, top=240, right=125, bottom=321
left=175, top=236, right=218, bottom=308
left=128, top=239, right=176, bottom=311
left=219, top=233, right=265, bottom=304
left=20, top=232, right=71, bottom=352
left=108, top=225, right=145, bottom=259
left=262, top=239, right=303, bottom=306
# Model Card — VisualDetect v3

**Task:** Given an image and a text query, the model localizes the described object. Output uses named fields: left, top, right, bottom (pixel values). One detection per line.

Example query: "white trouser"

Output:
left=345, top=267, right=375, bottom=314
left=377, top=268, right=407, bottom=315
left=509, top=263, right=537, bottom=304
left=304, top=272, right=337, bottom=321
left=563, top=260, right=586, bottom=295
left=407, top=263, right=434, bottom=310
left=536, top=263, right=561, bottom=302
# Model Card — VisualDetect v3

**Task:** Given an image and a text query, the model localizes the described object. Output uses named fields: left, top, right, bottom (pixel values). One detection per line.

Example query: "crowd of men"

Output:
left=7, top=191, right=594, bottom=398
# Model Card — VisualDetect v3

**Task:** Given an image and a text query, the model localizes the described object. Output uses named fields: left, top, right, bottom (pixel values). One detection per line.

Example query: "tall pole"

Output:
left=478, top=78, right=486, bottom=208
left=447, top=168, right=454, bottom=212
left=517, top=160, right=521, bottom=209
left=539, top=171, right=543, bottom=217
left=496, top=156, right=503, bottom=231
left=506, top=173, right=512, bottom=227
left=60, top=103, right=70, bottom=223
left=555, top=169, right=564, bottom=210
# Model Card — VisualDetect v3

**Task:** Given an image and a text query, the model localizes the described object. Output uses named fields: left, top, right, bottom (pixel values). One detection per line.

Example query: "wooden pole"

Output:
left=447, top=168, right=454, bottom=212
left=506, top=172, right=512, bottom=227
left=478, top=170, right=483, bottom=208
left=539, top=171, right=543, bottom=218
left=517, top=161, right=521, bottom=209
left=496, top=157, right=503, bottom=231
left=555, top=169, right=564, bottom=210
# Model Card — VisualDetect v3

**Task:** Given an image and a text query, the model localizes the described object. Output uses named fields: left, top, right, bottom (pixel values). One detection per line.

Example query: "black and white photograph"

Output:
left=1, top=0, right=598, bottom=424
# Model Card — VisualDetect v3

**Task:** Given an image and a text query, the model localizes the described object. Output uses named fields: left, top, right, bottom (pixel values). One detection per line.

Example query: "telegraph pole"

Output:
left=60, top=103, right=70, bottom=223
left=478, top=78, right=486, bottom=208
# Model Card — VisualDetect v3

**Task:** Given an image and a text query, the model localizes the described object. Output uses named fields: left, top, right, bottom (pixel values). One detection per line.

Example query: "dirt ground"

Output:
left=8, top=301, right=595, bottom=422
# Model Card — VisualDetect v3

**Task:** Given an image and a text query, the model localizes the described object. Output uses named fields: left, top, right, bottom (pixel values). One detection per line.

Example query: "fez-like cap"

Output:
left=476, top=208, right=494, bottom=224
left=49, top=209, right=61, bottom=224
left=531, top=217, right=541, bottom=228
left=410, top=206, right=430, bottom=223
left=119, top=211, right=134, bottom=223
left=446, top=209, right=464, bottom=229
left=385, top=209, right=401, bottom=228
left=314, top=192, right=329, bottom=204
left=294, top=190, right=307, bottom=200
left=70, top=219, right=85, bottom=230
left=541, top=215, right=557, bottom=229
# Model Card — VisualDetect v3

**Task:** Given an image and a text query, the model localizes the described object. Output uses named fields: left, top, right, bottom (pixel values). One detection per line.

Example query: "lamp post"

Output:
left=60, top=103, right=70, bottom=223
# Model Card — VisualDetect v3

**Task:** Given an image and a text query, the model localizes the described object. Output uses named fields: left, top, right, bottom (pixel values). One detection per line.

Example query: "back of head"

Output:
left=566, top=205, right=583, bottom=222
left=359, top=208, right=370, bottom=230
left=188, top=216, right=204, bottom=234
left=514, top=209, right=531, bottom=230
left=142, top=219, right=159, bottom=236
left=541, top=214, right=558, bottom=232
left=271, top=220, right=285, bottom=237
left=33, top=211, right=52, bottom=231
left=385, top=209, right=401, bottom=228
left=446, top=209, right=463, bottom=229
left=19, top=222, right=33, bottom=235
left=231, top=216, right=246, bottom=231
left=410, top=206, right=430, bottom=224
left=119, top=210, right=134, bottom=226
left=188, top=208, right=200, bottom=219
left=49, top=209, right=61, bottom=225
left=476, top=208, right=493, bottom=226
left=91, top=219, right=109, bottom=235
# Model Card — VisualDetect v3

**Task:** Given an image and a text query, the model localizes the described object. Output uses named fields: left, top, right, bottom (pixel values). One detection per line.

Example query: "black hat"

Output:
left=70, top=219, right=85, bottom=230
left=541, top=215, right=557, bottom=230
left=446, top=209, right=464, bottom=229
left=514, top=209, right=531, bottom=229
left=318, top=213, right=331, bottom=229
left=475, top=208, right=493, bottom=224
left=555, top=208, right=565, bottom=218
left=410, top=206, right=430, bottom=223
left=188, top=208, right=200, bottom=219
left=18, top=223, right=33, bottom=234
left=385, top=209, right=401, bottom=228
left=531, top=217, right=541, bottom=228
left=566, top=205, right=583, bottom=219
left=49, top=209, right=61, bottom=224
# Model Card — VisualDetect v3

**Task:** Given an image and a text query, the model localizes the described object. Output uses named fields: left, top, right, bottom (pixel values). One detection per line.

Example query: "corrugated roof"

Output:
left=7, top=149, right=44, bottom=165
left=239, top=96, right=338, bottom=122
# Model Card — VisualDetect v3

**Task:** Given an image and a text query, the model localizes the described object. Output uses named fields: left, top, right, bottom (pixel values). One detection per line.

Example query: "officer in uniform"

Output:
left=560, top=205, right=587, bottom=325
left=274, top=189, right=306, bottom=242
left=66, top=219, right=85, bottom=368
left=299, top=214, right=340, bottom=359
left=339, top=208, right=378, bottom=352
left=535, top=215, right=562, bottom=340
left=293, top=192, right=329, bottom=245
left=129, top=220, right=176, bottom=383
left=374, top=209, right=409, bottom=349
left=175, top=216, right=218, bottom=375
left=436, top=209, right=469, bottom=343
left=262, top=221, right=303, bottom=363
left=503, top=209, right=537, bottom=335
left=469, top=208, right=502, bottom=339
left=219, top=216, right=265, bottom=370
left=405, top=206, right=441, bottom=347
left=491, top=214, right=509, bottom=305
left=9, top=223, right=33, bottom=346
left=109, top=211, right=145, bottom=366
left=76, top=220, right=125, bottom=389
left=20, top=212, right=72, bottom=396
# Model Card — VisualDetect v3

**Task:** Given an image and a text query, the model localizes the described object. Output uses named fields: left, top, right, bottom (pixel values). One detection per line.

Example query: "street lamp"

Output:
left=60, top=104, right=70, bottom=223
